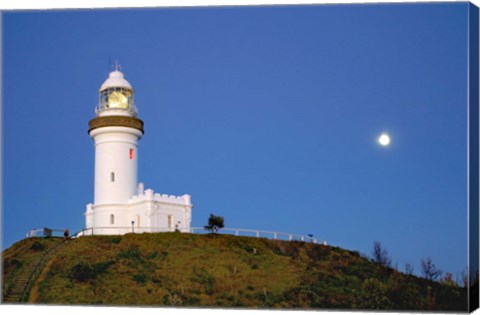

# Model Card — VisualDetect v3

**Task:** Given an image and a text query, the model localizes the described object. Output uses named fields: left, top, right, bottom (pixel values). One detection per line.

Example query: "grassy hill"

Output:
left=2, top=232, right=468, bottom=311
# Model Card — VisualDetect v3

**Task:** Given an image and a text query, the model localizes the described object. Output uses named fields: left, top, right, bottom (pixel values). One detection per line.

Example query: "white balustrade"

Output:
left=70, top=226, right=327, bottom=245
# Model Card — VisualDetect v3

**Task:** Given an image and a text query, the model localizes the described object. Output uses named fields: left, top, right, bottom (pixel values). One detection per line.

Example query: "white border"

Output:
left=1, top=1, right=478, bottom=315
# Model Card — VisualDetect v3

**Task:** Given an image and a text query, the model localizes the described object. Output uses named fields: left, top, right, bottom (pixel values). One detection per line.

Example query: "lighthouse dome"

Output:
left=96, top=69, right=137, bottom=117
left=100, top=70, right=133, bottom=91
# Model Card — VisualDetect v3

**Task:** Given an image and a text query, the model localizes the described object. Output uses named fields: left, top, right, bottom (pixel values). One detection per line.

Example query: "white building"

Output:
left=85, top=68, right=192, bottom=235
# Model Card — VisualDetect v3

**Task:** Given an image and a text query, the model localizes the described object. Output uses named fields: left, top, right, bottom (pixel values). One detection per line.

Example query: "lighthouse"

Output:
left=85, top=66, right=192, bottom=235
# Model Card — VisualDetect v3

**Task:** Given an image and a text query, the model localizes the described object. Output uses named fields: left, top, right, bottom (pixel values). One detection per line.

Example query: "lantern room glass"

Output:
left=97, top=87, right=137, bottom=116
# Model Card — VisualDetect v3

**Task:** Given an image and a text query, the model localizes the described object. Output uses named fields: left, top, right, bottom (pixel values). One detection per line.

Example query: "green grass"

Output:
left=2, top=233, right=468, bottom=310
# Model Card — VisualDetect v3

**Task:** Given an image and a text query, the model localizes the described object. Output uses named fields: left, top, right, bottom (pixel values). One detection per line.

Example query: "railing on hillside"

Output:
left=74, top=226, right=327, bottom=245
left=191, top=227, right=327, bottom=245
left=17, top=228, right=88, bottom=303
left=26, top=228, right=67, bottom=238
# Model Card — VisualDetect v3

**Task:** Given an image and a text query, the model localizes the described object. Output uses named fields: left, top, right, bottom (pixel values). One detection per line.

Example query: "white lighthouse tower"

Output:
left=85, top=66, right=192, bottom=235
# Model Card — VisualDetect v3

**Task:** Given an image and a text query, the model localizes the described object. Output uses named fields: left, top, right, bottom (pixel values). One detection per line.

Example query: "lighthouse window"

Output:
left=129, top=148, right=134, bottom=160
left=110, top=214, right=115, bottom=225
left=100, top=91, right=108, bottom=107
left=111, top=172, right=115, bottom=182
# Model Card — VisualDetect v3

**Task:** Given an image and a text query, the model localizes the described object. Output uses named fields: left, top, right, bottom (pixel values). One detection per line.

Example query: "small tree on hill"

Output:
left=459, top=267, right=469, bottom=288
left=204, top=214, right=224, bottom=234
left=372, top=241, right=391, bottom=267
left=421, top=257, right=442, bottom=281
left=405, top=262, right=414, bottom=276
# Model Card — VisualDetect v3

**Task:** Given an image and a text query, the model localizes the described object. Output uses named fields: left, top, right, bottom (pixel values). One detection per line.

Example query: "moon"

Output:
left=378, top=133, right=391, bottom=146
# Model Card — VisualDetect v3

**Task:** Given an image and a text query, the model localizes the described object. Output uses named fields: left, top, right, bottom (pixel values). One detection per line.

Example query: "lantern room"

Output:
left=96, top=70, right=138, bottom=117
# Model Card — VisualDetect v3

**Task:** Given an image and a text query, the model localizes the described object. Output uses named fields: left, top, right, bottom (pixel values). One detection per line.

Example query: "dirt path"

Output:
left=28, top=256, right=56, bottom=303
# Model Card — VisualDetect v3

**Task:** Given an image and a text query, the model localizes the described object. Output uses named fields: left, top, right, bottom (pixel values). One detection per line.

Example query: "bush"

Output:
left=69, top=260, right=114, bottom=282
left=358, top=278, right=392, bottom=309
left=147, top=251, right=158, bottom=259
left=305, top=245, right=330, bottom=260
left=217, top=293, right=240, bottom=306
left=70, top=262, right=94, bottom=282
left=190, top=267, right=216, bottom=295
left=118, top=246, right=142, bottom=262
left=350, top=251, right=360, bottom=258
left=132, top=273, right=147, bottom=285
left=255, top=288, right=283, bottom=307
left=110, top=237, right=122, bottom=244
left=93, top=260, right=115, bottom=274
left=186, top=295, right=201, bottom=305
left=228, top=238, right=256, bottom=253
left=30, top=241, right=45, bottom=251
left=265, top=240, right=300, bottom=258
left=5, top=258, right=23, bottom=270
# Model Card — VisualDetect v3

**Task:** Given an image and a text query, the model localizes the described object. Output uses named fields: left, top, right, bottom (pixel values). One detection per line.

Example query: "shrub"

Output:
left=255, top=288, right=283, bottom=307
left=69, top=262, right=94, bottom=282
left=4, top=258, right=22, bottom=271
left=265, top=241, right=300, bottom=258
left=132, top=273, right=147, bottom=285
left=186, top=295, right=201, bottom=305
left=188, top=288, right=201, bottom=295
left=118, top=246, right=142, bottom=262
left=147, top=251, right=158, bottom=259
left=359, top=278, right=392, bottom=309
left=69, top=260, right=114, bottom=282
left=190, top=267, right=216, bottom=295
left=217, top=293, right=239, bottom=306
left=93, top=260, right=115, bottom=274
left=30, top=241, right=45, bottom=251
left=305, top=245, right=330, bottom=260
left=351, top=251, right=360, bottom=258
left=110, top=237, right=122, bottom=244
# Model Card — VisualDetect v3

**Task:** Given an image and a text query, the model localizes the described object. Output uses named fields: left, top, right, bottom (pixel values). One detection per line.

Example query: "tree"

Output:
left=204, top=214, right=224, bottom=234
left=458, top=267, right=468, bottom=288
left=372, top=241, right=391, bottom=267
left=421, top=257, right=443, bottom=281
left=405, top=262, right=414, bottom=276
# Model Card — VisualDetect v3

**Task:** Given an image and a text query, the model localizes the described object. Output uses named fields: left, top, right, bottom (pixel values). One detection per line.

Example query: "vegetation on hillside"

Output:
left=2, top=233, right=468, bottom=311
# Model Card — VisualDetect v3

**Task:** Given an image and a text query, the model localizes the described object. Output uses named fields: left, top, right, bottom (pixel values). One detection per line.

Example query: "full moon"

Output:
left=378, top=133, right=391, bottom=146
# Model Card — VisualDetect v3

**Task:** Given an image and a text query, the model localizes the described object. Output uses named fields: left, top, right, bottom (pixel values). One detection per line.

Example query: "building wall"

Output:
left=90, top=126, right=142, bottom=205
left=90, top=203, right=130, bottom=235
left=85, top=187, right=192, bottom=235
left=129, top=188, right=192, bottom=233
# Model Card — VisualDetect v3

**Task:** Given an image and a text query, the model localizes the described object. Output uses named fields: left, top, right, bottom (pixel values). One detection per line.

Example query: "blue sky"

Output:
left=2, top=3, right=471, bottom=279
